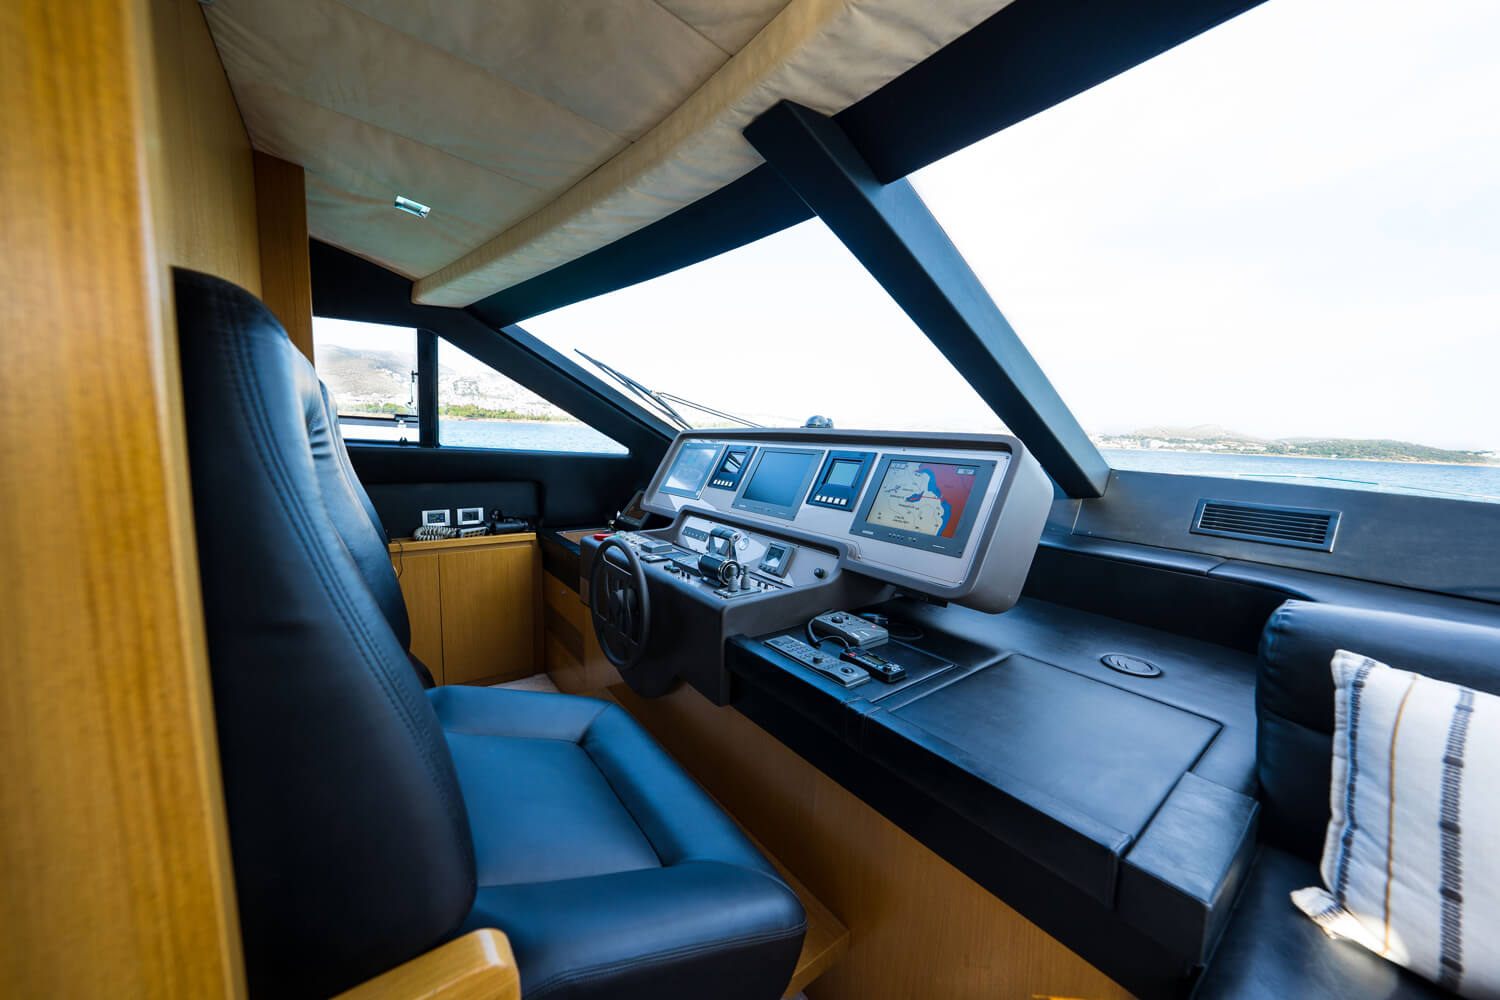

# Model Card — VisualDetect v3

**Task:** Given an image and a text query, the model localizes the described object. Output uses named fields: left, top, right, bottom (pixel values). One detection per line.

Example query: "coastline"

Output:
left=439, top=414, right=578, bottom=425
left=1096, top=447, right=1497, bottom=468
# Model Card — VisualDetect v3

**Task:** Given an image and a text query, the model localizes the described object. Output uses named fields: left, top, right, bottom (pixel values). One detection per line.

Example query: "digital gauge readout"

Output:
left=865, top=460, right=980, bottom=539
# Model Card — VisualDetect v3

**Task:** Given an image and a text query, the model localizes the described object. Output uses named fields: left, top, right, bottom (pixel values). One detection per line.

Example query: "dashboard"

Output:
left=639, top=428, right=1052, bottom=612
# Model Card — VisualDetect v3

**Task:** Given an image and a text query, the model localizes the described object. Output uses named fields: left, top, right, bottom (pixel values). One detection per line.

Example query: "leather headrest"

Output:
left=174, top=269, right=475, bottom=998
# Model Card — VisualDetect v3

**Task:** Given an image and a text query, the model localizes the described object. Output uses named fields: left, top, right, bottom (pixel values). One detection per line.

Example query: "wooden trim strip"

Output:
left=2, top=0, right=247, bottom=995
left=545, top=605, right=585, bottom=663
left=389, top=533, right=537, bottom=553
left=332, top=929, right=520, bottom=1000
left=253, top=151, right=315, bottom=362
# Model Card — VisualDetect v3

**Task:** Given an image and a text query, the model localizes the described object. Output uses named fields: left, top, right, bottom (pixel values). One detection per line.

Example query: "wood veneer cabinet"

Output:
left=388, top=534, right=541, bottom=686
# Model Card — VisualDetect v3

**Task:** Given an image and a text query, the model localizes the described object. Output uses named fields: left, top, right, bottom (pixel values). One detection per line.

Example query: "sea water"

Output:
left=1104, top=449, right=1500, bottom=504
left=436, top=419, right=628, bottom=455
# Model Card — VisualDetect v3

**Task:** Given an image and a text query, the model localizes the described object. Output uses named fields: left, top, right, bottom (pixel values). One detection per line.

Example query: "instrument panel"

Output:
left=639, top=429, right=1052, bottom=613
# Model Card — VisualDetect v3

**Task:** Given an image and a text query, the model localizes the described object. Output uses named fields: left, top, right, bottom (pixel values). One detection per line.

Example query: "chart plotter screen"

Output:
left=865, top=460, right=981, bottom=539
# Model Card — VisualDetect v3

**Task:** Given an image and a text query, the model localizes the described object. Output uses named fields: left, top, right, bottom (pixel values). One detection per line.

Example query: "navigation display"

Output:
left=866, top=460, right=982, bottom=538
left=722, top=449, right=749, bottom=475
left=743, top=450, right=817, bottom=507
left=661, top=441, right=721, bottom=497
left=825, top=459, right=862, bottom=488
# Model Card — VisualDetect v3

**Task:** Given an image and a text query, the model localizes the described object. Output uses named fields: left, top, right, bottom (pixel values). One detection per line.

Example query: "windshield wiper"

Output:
left=576, top=350, right=762, bottom=431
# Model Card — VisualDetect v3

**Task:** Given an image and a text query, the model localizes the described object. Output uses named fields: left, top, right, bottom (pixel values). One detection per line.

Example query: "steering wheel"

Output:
left=589, top=536, right=652, bottom=671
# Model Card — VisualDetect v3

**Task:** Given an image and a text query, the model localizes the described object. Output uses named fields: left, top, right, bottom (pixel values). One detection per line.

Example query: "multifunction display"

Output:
left=806, top=450, right=875, bottom=510
left=708, top=446, right=755, bottom=491
left=851, top=455, right=1003, bottom=556
left=732, top=447, right=821, bottom=520
left=661, top=441, right=722, bottom=498
left=826, top=460, right=861, bottom=487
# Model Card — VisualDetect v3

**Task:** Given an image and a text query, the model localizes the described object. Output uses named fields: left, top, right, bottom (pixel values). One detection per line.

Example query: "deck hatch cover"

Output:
left=1190, top=499, right=1339, bottom=551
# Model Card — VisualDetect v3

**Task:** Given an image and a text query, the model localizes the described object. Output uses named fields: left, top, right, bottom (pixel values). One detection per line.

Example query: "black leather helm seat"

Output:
left=173, top=269, right=805, bottom=1000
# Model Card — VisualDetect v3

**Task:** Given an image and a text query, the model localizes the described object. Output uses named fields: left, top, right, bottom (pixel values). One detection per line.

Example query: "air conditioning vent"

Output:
left=1191, top=499, right=1339, bottom=551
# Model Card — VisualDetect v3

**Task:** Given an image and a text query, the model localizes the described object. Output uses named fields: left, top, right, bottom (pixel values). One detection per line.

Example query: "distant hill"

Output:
left=1091, top=425, right=1497, bottom=465
left=316, top=344, right=414, bottom=403
left=1128, top=424, right=1271, bottom=444
left=318, top=344, right=576, bottom=421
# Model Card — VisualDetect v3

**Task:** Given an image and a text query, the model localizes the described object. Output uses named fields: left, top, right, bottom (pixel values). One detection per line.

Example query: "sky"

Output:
left=516, top=0, right=1499, bottom=452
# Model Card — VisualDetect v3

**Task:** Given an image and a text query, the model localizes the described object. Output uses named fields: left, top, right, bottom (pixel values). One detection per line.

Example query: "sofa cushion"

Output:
left=1193, top=846, right=1452, bottom=1000
left=1256, top=602, right=1500, bottom=859
left=1290, top=651, right=1500, bottom=999
left=429, top=686, right=807, bottom=1000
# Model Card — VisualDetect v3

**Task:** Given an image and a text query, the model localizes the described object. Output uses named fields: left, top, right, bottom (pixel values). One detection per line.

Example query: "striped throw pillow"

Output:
left=1292, top=650, right=1500, bottom=999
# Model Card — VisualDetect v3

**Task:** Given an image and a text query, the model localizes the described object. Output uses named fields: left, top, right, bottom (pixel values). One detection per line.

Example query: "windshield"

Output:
left=910, top=0, right=1500, bottom=502
left=521, top=219, right=1008, bottom=435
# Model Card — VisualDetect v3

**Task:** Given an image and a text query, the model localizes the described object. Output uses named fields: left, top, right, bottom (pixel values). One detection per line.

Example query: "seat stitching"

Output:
left=441, top=730, right=584, bottom=745
left=576, top=735, right=668, bottom=867
left=439, top=697, right=609, bottom=745
left=677, top=856, right=803, bottom=896
left=216, top=285, right=468, bottom=839
left=576, top=720, right=786, bottom=878
left=576, top=699, right=613, bottom=741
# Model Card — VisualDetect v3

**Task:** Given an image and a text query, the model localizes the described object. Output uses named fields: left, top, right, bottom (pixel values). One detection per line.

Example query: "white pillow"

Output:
left=1292, top=650, right=1500, bottom=999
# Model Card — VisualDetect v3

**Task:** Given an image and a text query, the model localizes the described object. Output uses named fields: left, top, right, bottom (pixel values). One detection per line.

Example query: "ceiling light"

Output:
left=394, top=196, right=430, bottom=219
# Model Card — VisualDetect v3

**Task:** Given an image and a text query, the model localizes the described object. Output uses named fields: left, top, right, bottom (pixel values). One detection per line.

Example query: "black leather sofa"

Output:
left=173, top=270, right=806, bottom=1000
left=1195, top=600, right=1500, bottom=999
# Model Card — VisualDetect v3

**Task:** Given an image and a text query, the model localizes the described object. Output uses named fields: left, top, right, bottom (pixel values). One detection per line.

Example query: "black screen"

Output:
left=722, top=449, right=748, bottom=475
left=743, top=450, right=816, bottom=508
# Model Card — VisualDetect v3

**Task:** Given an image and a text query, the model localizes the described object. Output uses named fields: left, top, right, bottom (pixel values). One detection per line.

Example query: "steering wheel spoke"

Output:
left=589, top=537, right=652, bottom=671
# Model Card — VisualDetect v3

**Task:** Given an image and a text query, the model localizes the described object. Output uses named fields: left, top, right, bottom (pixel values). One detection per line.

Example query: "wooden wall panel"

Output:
left=146, top=0, right=261, bottom=293
left=543, top=571, right=619, bottom=694
left=253, top=151, right=315, bottom=361
left=1, top=1, right=246, bottom=996
left=391, top=547, right=445, bottom=684
left=391, top=536, right=543, bottom=686
left=437, top=539, right=540, bottom=685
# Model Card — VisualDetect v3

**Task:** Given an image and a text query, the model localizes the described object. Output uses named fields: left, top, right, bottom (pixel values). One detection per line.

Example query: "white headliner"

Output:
left=206, top=0, right=1013, bottom=307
